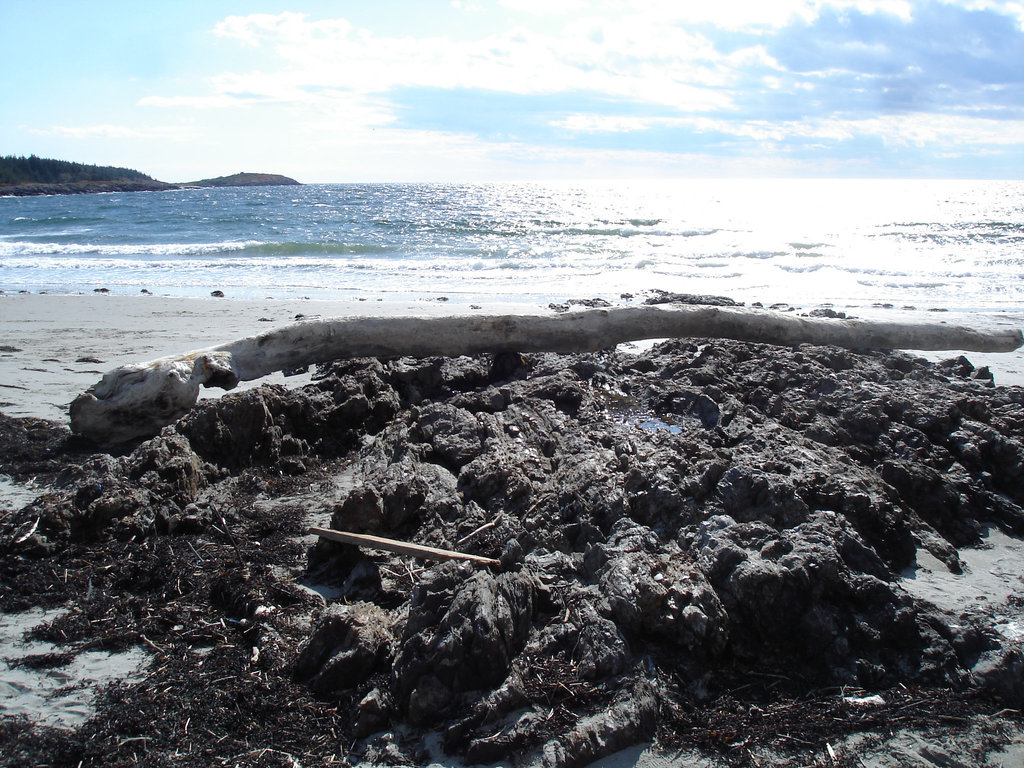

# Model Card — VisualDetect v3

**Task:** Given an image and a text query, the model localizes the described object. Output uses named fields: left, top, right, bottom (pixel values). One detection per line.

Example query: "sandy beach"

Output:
left=3, top=293, right=1022, bottom=429
left=3, top=292, right=1024, bottom=767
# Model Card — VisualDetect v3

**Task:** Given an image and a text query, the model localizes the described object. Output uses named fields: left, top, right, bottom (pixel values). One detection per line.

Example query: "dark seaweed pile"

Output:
left=2, top=335, right=1024, bottom=767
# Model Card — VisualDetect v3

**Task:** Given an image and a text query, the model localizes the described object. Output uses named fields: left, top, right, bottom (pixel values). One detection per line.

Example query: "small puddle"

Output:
left=594, top=388, right=683, bottom=435
left=632, top=416, right=683, bottom=434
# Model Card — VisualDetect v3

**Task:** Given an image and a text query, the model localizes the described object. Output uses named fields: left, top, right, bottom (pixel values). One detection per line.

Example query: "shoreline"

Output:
left=1, top=293, right=1021, bottom=427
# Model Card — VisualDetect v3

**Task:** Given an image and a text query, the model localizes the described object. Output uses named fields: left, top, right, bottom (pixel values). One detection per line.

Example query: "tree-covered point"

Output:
left=0, top=155, right=154, bottom=185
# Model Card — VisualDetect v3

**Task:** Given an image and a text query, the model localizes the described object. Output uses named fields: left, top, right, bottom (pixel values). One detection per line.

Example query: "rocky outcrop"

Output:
left=0, top=179, right=178, bottom=196
left=4, top=336, right=1024, bottom=766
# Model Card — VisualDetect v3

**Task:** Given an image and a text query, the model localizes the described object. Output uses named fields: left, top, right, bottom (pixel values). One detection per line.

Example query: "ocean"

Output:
left=2, top=179, right=1022, bottom=314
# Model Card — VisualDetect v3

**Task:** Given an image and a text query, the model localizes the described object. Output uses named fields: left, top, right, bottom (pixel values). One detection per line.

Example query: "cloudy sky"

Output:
left=3, top=0, right=1023, bottom=181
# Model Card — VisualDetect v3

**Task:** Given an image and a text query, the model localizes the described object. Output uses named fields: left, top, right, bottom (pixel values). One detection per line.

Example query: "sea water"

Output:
left=1, top=179, right=1022, bottom=313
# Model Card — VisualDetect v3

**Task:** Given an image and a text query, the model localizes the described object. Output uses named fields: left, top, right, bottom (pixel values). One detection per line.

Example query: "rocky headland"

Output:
left=0, top=155, right=299, bottom=196
left=2, top=318, right=1024, bottom=766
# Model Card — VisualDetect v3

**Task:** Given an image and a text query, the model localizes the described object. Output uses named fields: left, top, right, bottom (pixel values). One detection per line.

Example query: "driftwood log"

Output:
left=69, top=305, right=1023, bottom=444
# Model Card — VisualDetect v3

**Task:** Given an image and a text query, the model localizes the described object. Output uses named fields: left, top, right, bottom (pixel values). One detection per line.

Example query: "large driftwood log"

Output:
left=69, top=305, right=1023, bottom=444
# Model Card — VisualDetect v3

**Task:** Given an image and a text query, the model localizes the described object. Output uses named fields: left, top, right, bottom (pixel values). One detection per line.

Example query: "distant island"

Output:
left=183, top=172, right=300, bottom=188
left=0, top=155, right=300, bottom=196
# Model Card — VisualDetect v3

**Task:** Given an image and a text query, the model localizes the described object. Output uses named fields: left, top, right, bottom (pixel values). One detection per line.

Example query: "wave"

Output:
left=732, top=251, right=790, bottom=260
left=240, top=242, right=397, bottom=256
left=0, top=240, right=404, bottom=258
left=535, top=225, right=716, bottom=238
left=0, top=240, right=263, bottom=257
left=779, top=264, right=827, bottom=274
left=4, top=214, right=108, bottom=228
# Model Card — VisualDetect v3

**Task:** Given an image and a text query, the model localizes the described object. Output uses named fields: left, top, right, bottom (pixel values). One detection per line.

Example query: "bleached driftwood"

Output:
left=69, top=304, right=1023, bottom=444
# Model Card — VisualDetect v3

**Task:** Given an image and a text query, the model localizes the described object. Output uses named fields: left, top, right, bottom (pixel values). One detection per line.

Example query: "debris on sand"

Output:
left=2, top=336, right=1024, bottom=766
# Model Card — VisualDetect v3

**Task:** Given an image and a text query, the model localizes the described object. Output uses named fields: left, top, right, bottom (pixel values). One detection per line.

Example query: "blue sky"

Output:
left=2, top=0, right=1023, bottom=181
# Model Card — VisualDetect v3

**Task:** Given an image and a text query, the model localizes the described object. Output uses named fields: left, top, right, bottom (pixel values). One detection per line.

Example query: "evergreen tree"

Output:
left=0, top=155, right=154, bottom=185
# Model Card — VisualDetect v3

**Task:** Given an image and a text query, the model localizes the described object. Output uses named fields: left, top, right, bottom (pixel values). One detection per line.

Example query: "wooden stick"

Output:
left=310, top=526, right=501, bottom=568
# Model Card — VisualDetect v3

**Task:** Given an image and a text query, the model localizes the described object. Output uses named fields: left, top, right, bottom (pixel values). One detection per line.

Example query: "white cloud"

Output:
left=600, top=0, right=912, bottom=30
left=195, top=11, right=737, bottom=107
left=859, top=113, right=1024, bottom=146
left=214, top=13, right=353, bottom=46
left=30, top=124, right=194, bottom=141
left=552, top=110, right=1024, bottom=150
left=838, top=0, right=913, bottom=21
left=553, top=114, right=690, bottom=132
left=941, top=0, right=1024, bottom=20
left=153, top=4, right=1008, bottom=124
left=626, top=0, right=817, bottom=28
left=138, top=95, right=241, bottom=109
left=128, top=3, right=1024, bottom=180
left=499, top=0, right=589, bottom=13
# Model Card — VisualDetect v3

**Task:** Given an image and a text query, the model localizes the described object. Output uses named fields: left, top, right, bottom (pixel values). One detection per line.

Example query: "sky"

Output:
left=2, top=0, right=1023, bottom=182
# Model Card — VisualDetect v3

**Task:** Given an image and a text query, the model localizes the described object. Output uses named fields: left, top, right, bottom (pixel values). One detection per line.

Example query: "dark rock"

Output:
left=691, top=512, right=934, bottom=683
left=413, top=403, right=485, bottom=468
left=294, top=602, right=394, bottom=694
left=464, top=709, right=549, bottom=765
left=329, top=458, right=460, bottom=534
left=393, top=565, right=536, bottom=724
left=595, top=523, right=728, bottom=656
left=387, top=358, right=444, bottom=404
left=570, top=603, right=630, bottom=680
left=126, top=431, right=205, bottom=505
left=355, top=689, right=391, bottom=737
left=178, top=389, right=278, bottom=469
left=644, top=290, right=741, bottom=306
left=569, top=297, right=612, bottom=308
left=807, top=307, right=847, bottom=319
left=540, top=678, right=659, bottom=768
left=971, top=646, right=1024, bottom=705
left=444, top=672, right=530, bottom=755
left=81, top=487, right=157, bottom=539
left=937, top=355, right=976, bottom=378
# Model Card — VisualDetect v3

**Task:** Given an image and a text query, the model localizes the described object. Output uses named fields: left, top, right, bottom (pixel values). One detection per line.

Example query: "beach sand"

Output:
left=3, top=293, right=1022, bottom=429
left=3, top=293, right=1024, bottom=767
